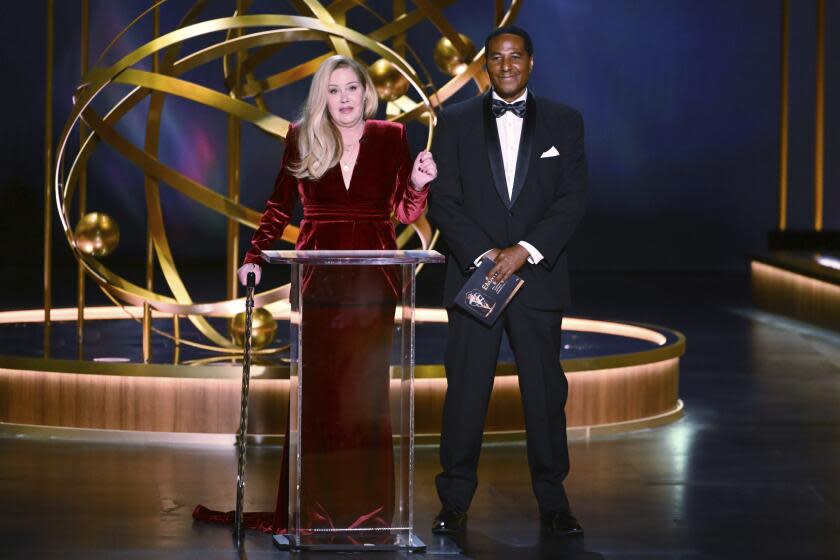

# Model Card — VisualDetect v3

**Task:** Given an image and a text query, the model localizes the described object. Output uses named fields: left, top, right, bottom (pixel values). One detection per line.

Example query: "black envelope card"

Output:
left=454, top=256, right=524, bottom=325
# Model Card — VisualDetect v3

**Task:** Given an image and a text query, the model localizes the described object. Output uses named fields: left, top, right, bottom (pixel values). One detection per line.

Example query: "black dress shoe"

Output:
left=432, top=507, right=467, bottom=534
left=540, top=512, right=584, bottom=537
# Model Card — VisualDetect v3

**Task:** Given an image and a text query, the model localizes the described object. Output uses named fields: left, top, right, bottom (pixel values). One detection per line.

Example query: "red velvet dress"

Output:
left=193, top=120, right=428, bottom=535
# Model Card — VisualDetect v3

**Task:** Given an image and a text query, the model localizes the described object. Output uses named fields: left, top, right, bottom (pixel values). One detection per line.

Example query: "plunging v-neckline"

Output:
left=340, top=159, right=355, bottom=192
left=339, top=121, right=368, bottom=193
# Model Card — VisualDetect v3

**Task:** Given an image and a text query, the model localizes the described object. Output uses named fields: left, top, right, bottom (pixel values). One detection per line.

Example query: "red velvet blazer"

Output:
left=243, top=120, right=428, bottom=266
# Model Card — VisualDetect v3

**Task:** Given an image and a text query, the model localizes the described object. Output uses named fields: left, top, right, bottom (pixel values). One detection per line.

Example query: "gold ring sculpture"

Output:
left=54, top=1, right=523, bottom=353
left=2, top=1, right=686, bottom=441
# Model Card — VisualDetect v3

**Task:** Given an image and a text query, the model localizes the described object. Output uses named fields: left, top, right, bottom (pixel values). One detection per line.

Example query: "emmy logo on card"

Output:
left=454, top=257, right=524, bottom=325
left=465, top=289, right=496, bottom=317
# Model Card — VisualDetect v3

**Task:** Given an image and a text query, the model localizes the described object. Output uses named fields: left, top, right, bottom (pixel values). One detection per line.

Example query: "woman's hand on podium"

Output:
left=237, top=263, right=262, bottom=287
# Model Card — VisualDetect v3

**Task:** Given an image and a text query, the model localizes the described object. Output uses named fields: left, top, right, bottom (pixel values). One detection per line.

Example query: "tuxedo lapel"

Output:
left=482, top=93, right=511, bottom=208
left=510, top=94, right=536, bottom=207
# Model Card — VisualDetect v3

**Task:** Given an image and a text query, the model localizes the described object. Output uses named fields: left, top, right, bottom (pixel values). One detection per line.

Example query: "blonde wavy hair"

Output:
left=289, top=55, right=379, bottom=180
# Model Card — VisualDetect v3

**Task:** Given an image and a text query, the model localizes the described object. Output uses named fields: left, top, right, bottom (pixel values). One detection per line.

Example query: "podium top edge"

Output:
left=261, top=249, right=446, bottom=264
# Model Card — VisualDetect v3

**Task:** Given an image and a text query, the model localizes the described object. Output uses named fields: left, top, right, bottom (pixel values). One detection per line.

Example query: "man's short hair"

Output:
left=484, top=25, right=533, bottom=57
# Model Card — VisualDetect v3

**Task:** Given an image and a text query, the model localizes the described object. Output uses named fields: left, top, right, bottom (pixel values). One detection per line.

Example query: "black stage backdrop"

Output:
left=1, top=0, right=838, bottom=277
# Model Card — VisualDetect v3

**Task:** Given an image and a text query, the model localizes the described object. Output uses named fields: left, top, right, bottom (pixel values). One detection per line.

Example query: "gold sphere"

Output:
left=433, top=33, right=476, bottom=76
left=369, top=58, right=409, bottom=102
left=74, top=212, right=120, bottom=257
left=229, top=307, right=277, bottom=350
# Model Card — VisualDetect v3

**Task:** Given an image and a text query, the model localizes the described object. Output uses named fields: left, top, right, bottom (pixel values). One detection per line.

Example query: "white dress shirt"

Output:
left=475, top=89, right=544, bottom=266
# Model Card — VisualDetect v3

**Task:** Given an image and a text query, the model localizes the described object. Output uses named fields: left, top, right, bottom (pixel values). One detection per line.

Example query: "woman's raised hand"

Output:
left=410, top=150, right=437, bottom=190
left=237, top=263, right=262, bottom=287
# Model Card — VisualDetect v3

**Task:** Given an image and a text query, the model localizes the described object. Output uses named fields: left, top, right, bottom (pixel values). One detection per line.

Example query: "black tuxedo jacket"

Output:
left=428, top=91, right=587, bottom=310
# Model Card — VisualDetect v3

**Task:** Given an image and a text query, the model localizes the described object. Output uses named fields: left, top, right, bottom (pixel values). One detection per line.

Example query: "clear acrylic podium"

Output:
left=261, top=250, right=444, bottom=552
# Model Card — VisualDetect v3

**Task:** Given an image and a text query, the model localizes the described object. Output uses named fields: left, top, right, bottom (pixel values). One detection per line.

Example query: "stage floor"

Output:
left=2, top=272, right=839, bottom=559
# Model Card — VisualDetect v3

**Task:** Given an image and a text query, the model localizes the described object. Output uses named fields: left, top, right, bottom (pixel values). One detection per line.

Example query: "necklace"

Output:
left=339, top=122, right=364, bottom=172
left=341, top=141, right=359, bottom=171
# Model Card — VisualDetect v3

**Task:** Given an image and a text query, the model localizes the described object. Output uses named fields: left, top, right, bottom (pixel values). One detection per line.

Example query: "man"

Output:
left=427, top=25, right=587, bottom=537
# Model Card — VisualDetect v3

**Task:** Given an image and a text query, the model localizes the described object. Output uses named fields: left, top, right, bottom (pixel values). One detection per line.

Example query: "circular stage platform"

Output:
left=0, top=306, right=684, bottom=443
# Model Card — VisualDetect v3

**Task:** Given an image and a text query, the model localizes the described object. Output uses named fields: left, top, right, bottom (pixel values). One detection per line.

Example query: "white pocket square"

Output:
left=540, top=146, right=559, bottom=158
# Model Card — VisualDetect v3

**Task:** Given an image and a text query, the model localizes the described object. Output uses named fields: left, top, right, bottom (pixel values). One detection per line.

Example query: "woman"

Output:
left=194, top=55, right=436, bottom=535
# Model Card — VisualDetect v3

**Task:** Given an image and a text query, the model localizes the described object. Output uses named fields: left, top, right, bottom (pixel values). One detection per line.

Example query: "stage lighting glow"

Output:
left=815, top=255, right=840, bottom=271
left=751, top=260, right=840, bottom=331
left=0, top=306, right=683, bottom=442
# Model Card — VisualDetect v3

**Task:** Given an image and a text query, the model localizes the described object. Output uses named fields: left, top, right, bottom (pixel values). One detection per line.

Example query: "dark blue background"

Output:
left=1, top=0, right=837, bottom=276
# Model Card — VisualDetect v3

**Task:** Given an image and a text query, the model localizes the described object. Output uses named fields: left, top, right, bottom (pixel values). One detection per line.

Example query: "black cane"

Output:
left=234, top=271, right=256, bottom=547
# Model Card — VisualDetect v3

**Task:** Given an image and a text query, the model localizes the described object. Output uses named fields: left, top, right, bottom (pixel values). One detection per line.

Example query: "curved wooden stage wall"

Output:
left=0, top=357, right=682, bottom=440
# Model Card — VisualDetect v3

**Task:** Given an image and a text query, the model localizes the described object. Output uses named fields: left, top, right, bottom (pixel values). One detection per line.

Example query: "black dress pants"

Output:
left=435, top=299, right=571, bottom=515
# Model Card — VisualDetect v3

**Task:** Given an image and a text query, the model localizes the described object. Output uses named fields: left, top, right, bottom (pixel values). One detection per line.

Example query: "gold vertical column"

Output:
left=778, top=0, right=790, bottom=230
left=495, top=0, right=504, bottom=25
left=77, top=0, right=89, bottom=358
left=43, top=0, right=55, bottom=357
left=226, top=0, right=244, bottom=301
left=813, top=0, right=825, bottom=231
left=172, top=314, right=181, bottom=364
left=393, top=0, right=406, bottom=56
left=142, top=3, right=160, bottom=362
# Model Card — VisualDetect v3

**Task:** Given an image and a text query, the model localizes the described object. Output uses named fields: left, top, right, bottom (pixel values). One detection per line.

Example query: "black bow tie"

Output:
left=491, top=98, right=526, bottom=118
